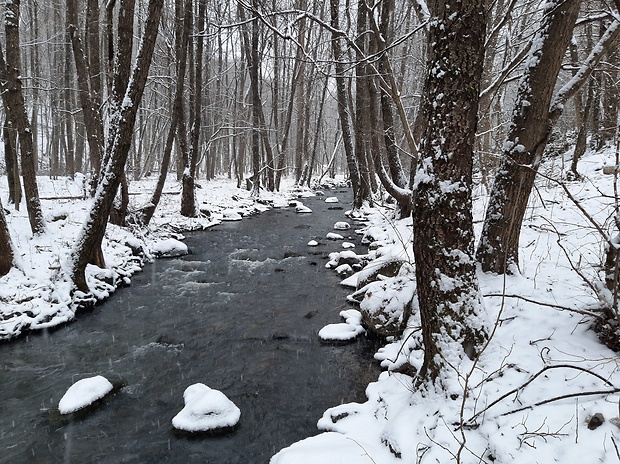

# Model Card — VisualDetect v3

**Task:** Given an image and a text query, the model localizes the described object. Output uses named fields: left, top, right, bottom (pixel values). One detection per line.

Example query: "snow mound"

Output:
left=342, top=242, right=355, bottom=249
left=58, top=375, right=114, bottom=414
left=307, top=240, right=319, bottom=246
left=326, top=232, right=344, bottom=240
left=221, top=209, right=242, bottom=221
left=334, top=221, right=350, bottom=230
left=271, top=431, right=384, bottom=464
left=324, top=197, right=339, bottom=203
left=296, top=204, right=313, bottom=214
left=318, top=309, right=365, bottom=341
left=172, top=383, right=240, bottom=432
left=151, top=238, right=188, bottom=258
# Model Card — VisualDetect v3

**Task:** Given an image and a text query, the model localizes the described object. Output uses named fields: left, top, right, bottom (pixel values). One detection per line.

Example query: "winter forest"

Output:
left=2, top=0, right=620, bottom=462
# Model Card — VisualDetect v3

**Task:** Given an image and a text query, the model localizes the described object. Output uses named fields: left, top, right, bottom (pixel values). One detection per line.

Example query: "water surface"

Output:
left=0, top=191, right=380, bottom=464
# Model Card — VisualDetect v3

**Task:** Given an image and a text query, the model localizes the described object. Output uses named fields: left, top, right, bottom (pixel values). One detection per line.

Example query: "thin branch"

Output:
left=483, top=293, right=603, bottom=319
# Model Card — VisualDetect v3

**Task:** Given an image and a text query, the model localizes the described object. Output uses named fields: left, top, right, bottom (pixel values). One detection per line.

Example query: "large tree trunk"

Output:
left=476, top=1, right=591, bottom=274
left=2, top=0, right=45, bottom=235
left=412, top=0, right=487, bottom=385
left=70, top=0, right=164, bottom=293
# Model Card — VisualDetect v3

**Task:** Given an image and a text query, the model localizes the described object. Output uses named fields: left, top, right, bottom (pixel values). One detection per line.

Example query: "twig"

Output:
left=483, top=293, right=602, bottom=319
left=467, top=364, right=618, bottom=424
left=501, top=388, right=620, bottom=416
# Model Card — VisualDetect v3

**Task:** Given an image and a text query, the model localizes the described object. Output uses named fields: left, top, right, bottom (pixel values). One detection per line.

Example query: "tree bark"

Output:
left=71, top=0, right=164, bottom=293
left=67, top=0, right=105, bottom=189
left=2, top=0, right=45, bottom=235
left=181, top=0, right=207, bottom=216
left=412, top=0, right=488, bottom=384
left=476, top=2, right=614, bottom=274
left=330, top=0, right=363, bottom=209
left=0, top=196, right=15, bottom=276
left=3, top=121, right=20, bottom=207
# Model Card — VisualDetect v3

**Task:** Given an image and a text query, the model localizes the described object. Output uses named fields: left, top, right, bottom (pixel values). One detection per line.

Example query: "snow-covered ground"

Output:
left=0, top=175, right=296, bottom=339
left=273, top=148, right=620, bottom=463
left=2, top=148, right=620, bottom=463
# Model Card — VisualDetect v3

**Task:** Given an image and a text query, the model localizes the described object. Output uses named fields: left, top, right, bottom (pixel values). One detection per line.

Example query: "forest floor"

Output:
left=2, top=146, right=620, bottom=463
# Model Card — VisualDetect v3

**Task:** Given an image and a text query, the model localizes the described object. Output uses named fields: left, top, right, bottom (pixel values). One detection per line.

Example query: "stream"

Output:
left=0, top=191, right=381, bottom=464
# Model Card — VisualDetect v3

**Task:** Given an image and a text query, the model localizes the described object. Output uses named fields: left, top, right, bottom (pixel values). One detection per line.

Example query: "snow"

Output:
left=220, top=209, right=243, bottom=221
left=307, top=239, right=319, bottom=246
left=151, top=238, right=188, bottom=257
left=58, top=375, right=114, bottom=414
left=172, top=383, right=241, bottom=432
left=275, top=148, right=620, bottom=463
left=324, top=197, right=339, bottom=203
left=333, top=221, right=350, bottom=230
left=0, top=176, right=293, bottom=340
left=326, top=232, right=344, bottom=240
left=3, top=148, right=620, bottom=463
left=318, top=309, right=365, bottom=341
left=295, top=203, right=313, bottom=213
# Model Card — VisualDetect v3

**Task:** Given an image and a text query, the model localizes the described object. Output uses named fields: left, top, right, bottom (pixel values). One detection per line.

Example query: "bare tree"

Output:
left=70, top=0, right=164, bottom=292
left=476, top=1, right=620, bottom=274
left=1, top=0, right=45, bottom=235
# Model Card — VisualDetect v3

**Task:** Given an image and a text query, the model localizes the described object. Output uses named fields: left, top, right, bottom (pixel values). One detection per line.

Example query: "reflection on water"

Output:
left=0, top=191, right=381, bottom=464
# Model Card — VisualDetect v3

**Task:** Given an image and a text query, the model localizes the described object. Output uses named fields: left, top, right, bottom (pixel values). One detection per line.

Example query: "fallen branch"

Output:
left=483, top=293, right=602, bottom=319
left=467, top=364, right=618, bottom=424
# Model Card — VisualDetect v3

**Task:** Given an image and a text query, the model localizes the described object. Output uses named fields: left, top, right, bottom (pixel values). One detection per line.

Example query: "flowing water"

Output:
left=0, top=191, right=381, bottom=464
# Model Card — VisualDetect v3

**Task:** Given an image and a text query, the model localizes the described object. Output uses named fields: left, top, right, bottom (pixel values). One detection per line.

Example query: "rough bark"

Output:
left=67, top=0, right=105, bottom=188
left=2, top=0, right=45, bottom=235
left=3, top=121, right=20, bottom=207
left=476, top=0, right=580, bottom=273
left=330, top=0, right=363, bottom=209
left=71, top=0, right=164, bottom=293
left=412, top=0, right=488, bottom=384
left=181, top=0, right=207, bottom=216
left=0, top=196, right=15, bottom=276
left=477, top=4, right=618, bottom=274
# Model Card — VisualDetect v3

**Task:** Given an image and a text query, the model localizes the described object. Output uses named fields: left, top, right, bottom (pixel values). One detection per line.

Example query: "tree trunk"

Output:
left=3, top=121, right=21, bottom=207
left=181, top=0, right=206, bottom=217
left=2, top=0, right=45, bottom=235
left=412, top=0, right=488, bottom=385
left=67, top=0, right=105, bottom=189
left=0, top=196, right=15, bottom=276
left=330, top=0, right=362, bottom=209
left=71, top=0, right=164, bottom=293
left=476, top=0, right=581, bottom=274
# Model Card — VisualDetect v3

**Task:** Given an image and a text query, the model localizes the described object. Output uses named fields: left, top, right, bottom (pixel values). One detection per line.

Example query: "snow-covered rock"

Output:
left=333, top=221, right=350, bottom=230
left=326, top=232, right=344, bottom=240
left=151, top=238, right=188, bottom=258
left=172, top=383, right=240, bottom=433
left=324, top=197, right=339, bottom=203
left=295, top=204, right=313, bottom=214
left=342, top=242, right=355, bottom=249
left=357, top=276, right=417, bottom=337
left=221, top=209, right=243, bottom=221
left=318, top=309, right=365, bottom=342
left=307, top=240, right=319, bottom=247
left=58, top=375, right=114, bottom=414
